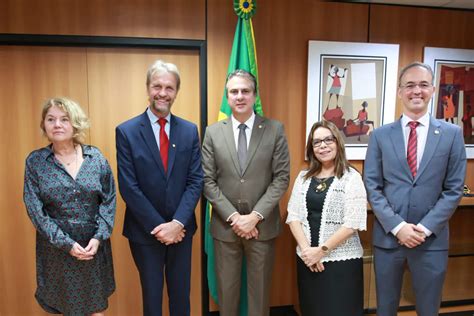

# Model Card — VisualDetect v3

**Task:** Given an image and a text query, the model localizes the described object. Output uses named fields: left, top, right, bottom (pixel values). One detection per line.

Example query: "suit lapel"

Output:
left=242, top=115, right=266, bottom=175
left=167, top=115, right=178, bottom=180
left=415, top=116, right=442, bottom=182
left=221, top=118, right=241, bottom=175
left=139, top=111, right=166, bottom=177
left=390, top=119, right=412, bottom=178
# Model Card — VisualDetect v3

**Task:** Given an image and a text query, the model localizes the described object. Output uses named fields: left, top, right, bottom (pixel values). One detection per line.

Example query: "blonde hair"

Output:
left=146, top=60, right=181, bottom=90
left=40, top=97, right=90, bottom=144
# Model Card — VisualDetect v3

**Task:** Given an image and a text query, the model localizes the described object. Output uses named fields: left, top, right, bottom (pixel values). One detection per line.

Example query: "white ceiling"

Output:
left=342, top=0, right=474, bottom=10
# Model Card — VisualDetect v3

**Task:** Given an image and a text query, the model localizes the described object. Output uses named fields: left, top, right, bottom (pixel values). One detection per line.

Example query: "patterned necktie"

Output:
left=237, top=123, right=247, bottom=173
left=158, top=118, right=169, bottom=172
left=407, top=121, right=419, bottom=177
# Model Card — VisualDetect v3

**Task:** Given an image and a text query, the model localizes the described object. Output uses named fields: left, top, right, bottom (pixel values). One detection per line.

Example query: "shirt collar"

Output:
left=231, top=112, right=256, bottom=130
left=147, top=107, right=171, bottom=125
left=401, top=111, right=430, bottom=127
left=44, top=144, right=92, bottom=159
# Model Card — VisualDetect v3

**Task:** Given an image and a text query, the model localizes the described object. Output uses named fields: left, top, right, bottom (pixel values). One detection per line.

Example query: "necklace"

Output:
left=54, top=145, right=78, bottom=167
left=314, top=177, right=332, bottom=193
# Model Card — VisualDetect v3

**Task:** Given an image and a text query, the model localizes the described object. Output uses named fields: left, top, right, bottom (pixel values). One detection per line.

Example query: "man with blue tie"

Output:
left=116, top=60, right=203, bottom=316
left=364, top=62, right=466, bottom=316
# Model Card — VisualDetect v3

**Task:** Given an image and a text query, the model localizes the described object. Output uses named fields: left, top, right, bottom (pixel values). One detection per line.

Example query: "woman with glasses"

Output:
left=286, top=120, right=367, bottom=316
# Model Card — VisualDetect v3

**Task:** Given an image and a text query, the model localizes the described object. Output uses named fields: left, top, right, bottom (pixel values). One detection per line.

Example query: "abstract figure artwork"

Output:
left=307, top=41, right=399, bottom=159
left=424, top=47, right=474, bottom=157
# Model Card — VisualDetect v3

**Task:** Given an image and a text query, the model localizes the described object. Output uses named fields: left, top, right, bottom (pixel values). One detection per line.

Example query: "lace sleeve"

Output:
left=286, top=171, right=306, bottom=223
left=342, top=171, right=367, bottom=231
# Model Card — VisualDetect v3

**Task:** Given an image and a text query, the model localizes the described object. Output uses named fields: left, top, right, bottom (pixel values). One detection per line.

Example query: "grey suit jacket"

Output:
left=202, top=115, right=290, bottom=242
left=364, top=116, right=466, bottom=250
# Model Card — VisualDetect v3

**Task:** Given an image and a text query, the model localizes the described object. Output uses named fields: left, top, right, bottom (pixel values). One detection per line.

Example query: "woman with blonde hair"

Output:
left=286, top=120, right=367, bottom=315
left=23, top=97, right=116, bottom=315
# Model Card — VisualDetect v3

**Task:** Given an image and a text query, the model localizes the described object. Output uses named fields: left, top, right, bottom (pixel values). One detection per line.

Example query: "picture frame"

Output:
left=424, top=47, right=474, bottom=158
left=306, top=40, right=399, bottom=159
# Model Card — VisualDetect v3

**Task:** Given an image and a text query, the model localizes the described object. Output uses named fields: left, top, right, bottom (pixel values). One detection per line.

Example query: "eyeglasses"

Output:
left=312, top=136, right=336, bottom=147
left=399, top=82, right=433, bottom=91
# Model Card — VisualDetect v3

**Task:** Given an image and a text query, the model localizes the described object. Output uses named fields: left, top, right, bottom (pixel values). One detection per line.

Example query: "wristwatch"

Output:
left=321, top=245, right=330, bottom=255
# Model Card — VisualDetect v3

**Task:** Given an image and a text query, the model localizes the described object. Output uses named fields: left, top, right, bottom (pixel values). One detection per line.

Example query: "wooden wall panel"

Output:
left=207, top=0, right=370, bottom=309
left=466, top=161, right=474, bottom=190
left=86, top=48, right=202, bottom=316
left=0, top=0, right=205, bottom=39
left=0, top=46, right=89, bottom=315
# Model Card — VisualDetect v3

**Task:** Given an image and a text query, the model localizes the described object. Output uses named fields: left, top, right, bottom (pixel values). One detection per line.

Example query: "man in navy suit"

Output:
left=116, top=60, right=203, bottom=316
left=364, top=62, right=466, bottom=316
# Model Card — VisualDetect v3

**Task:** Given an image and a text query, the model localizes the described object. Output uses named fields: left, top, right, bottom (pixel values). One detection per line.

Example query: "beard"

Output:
left=151, top=99, right=172, bottom=115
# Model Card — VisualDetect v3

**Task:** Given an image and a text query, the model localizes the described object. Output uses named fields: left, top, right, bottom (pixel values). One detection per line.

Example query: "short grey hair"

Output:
left=398, top=62, right=434, bottom=85
left=225, top=69, right=258, bottom=95
left=146, top=60, right=181, bottom=90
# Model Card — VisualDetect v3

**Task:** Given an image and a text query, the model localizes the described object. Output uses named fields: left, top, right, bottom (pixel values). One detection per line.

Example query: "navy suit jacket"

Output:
left=116, top=111, right=203, bottom=244
left=364, top=116, right=466, bottom=250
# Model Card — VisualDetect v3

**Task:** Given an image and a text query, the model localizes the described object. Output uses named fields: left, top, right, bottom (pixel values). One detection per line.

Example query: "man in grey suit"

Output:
left=364, top=62, right=466, bottom=316
left=202, top=69, right=290, bottom=316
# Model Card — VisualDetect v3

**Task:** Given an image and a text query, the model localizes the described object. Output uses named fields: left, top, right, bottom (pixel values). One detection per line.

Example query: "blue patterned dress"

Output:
left=23, top=145, right=116, bottom=315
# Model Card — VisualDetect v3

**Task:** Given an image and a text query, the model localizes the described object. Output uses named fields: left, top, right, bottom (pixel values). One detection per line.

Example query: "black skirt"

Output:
left=296, top=256, right=364, bottom=316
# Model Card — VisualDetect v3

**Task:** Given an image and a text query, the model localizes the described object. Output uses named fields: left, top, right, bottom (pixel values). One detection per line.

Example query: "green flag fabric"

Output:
left=204, top=1, right=262, bottom=315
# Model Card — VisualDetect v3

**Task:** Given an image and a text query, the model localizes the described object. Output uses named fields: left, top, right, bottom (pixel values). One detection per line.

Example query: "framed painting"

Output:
left=424, top=47, right=474, bottom=158
left=306, top=40, right=399, bottom=159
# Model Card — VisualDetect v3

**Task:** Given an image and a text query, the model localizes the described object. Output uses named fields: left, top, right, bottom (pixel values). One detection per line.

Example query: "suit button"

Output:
left=240, top=179, right=245, bottom=183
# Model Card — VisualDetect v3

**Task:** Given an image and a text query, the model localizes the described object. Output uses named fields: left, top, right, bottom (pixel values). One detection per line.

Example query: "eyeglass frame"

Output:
left=399, top=81, right=433, bottom=91
left=312, top=135, right=336, bottom=148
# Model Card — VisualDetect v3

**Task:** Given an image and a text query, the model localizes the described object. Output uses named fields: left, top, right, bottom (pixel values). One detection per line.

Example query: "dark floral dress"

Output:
left=23, top=145, right=116, bottom=315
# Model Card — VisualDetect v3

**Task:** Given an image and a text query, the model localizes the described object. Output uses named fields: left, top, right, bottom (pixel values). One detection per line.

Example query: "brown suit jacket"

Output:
left=202, top=114, right=290, bottom=242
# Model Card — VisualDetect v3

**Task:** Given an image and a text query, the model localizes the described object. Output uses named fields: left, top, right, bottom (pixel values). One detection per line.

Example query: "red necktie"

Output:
left=407, top=121, right=419, bottom=177
left=158, top=118, right=169, bottom=171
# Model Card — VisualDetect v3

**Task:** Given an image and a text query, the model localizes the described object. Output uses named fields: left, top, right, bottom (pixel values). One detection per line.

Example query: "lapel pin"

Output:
left=172, top=144, right=176, bottom=148
left=434, top=129, right=440, bottom=135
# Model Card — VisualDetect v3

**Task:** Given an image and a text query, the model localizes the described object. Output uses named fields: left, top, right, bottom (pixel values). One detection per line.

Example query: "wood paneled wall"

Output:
left=1, top=0, right=474, bottom=315
left=0, top=0, right=205, bottom=39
